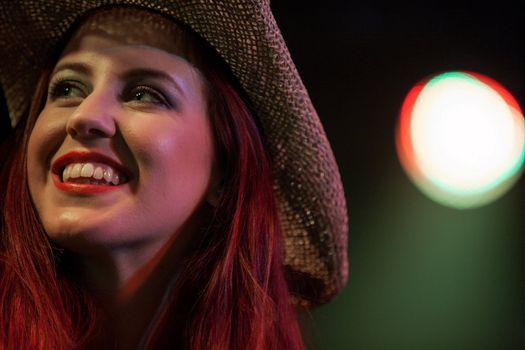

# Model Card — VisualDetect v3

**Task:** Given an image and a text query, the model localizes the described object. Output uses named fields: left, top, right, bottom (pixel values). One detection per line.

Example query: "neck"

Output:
left=80, top=233, right=183, bottom=303
left=72, top=203, right=212, bottom=348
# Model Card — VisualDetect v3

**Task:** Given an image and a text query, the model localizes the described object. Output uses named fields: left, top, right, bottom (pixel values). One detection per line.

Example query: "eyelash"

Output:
left=48, top=78, right=86, bottom=100
left=123, top=85, right=172, bottom=108
left=47, top=79, right=173, bottom=108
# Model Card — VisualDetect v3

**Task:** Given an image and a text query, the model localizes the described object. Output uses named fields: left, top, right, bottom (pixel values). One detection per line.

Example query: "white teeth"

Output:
left=103, top=167, right=113, bottom=183
left=71, top=164, right=82, bottom=178
left=61, top=162, right=126, bottom=185
left=62, top=166, right=71, bottom=182
left=111, top=173, right=119, bottom=185
left=80, top=163, right=94, bottom=178
left=93, top=167, right=104, bottom=180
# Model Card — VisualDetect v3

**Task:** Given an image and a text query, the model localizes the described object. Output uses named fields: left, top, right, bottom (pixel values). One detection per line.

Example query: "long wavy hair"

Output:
left=0, top=15, right=304, bottom=350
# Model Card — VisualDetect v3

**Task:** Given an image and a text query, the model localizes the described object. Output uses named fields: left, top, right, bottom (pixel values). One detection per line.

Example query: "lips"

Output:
left=51, top=151, right=132, bottom=193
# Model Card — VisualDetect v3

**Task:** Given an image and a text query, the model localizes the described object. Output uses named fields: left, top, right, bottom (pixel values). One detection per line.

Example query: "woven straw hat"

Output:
left=0, top=0, right=348, bottom=307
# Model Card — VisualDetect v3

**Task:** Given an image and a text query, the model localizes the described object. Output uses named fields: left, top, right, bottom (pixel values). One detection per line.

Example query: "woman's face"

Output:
left=26, top=16, right=217, bottom=252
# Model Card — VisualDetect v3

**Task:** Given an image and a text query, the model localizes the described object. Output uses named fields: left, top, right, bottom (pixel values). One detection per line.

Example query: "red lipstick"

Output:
left=51, top=151, right=132, bottom=194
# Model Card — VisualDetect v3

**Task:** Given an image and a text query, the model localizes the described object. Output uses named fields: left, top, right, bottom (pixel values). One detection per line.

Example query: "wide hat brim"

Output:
left=0, top=0, right=348, bottom=307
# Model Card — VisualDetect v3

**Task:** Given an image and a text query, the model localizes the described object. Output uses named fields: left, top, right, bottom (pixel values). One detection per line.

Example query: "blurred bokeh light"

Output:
left=271, top=3, right=525, bottom=349
left=397, top=72, right=525, bottom=208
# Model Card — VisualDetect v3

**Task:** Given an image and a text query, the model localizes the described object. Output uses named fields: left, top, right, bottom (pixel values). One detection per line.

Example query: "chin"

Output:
left=43, top=212, right=120, bottom=254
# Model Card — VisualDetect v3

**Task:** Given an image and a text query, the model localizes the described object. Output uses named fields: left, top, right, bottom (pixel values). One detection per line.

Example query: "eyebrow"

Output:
left=51, top=63, right=186, bottom=97
left=52, top=62, right=92, bottom=76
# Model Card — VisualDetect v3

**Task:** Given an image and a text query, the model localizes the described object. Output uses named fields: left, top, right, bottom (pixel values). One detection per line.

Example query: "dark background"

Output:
left=2, top=2, right=524, bottom=349
left=270, top=2, right=524, bottom=350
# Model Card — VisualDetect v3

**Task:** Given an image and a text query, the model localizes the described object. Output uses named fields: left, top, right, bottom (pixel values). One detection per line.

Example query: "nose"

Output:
left=66, top=92, right=117, bottom=140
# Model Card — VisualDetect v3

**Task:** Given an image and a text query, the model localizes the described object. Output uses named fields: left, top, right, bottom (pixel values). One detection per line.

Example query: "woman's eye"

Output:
left=126, top=86, right=171, bottom=107
left=48, top=80, right=86, bottom=100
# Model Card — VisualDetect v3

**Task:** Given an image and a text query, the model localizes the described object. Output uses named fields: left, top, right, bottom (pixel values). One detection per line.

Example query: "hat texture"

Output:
left=0, top=0, right=348, bottom=307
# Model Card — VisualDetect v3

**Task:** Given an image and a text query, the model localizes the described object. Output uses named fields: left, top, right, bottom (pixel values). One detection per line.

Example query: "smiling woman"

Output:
left=0, top=2, right=348, bottom=349
left=28, top=18, right=215, bottom=257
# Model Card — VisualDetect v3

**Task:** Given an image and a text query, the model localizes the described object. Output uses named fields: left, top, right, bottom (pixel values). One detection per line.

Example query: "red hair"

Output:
left=0, top=18, right=305, bottom=350
left=142, top=61, right=305, bottom=349
left=0, top=71, right=102, bottom=349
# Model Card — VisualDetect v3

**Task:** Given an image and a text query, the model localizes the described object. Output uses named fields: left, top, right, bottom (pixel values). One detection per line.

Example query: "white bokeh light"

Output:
left=397, top=72, right=525, bottom=208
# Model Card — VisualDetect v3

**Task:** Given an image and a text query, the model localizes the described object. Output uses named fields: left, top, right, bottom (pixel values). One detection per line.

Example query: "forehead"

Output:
left=54, top=7, right=206, bottom=93
left=62, top=7, right=196, bottom=62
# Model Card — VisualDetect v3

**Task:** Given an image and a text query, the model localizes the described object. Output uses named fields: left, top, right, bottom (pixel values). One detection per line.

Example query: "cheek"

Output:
left=27, top=115, right=52, bottom=193
left=128, top=119, right=216, bottom=195
left=27, top=118, right=45, bottom=172
left=27, top=110, right=66, bottom=174
left=26, top=110, right=67, bottom=216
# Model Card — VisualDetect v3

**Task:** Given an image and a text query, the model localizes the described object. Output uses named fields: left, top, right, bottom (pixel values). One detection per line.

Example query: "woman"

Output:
left=0, top=1, right=348, bottom=349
